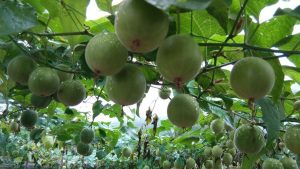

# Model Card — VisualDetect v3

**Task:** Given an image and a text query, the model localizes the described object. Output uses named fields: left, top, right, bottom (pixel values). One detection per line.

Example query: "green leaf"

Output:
left=275, top=6, right=300, bottom=20
left=256, top=98, right=285, bottom=145
left=282, top=66, right=300, bottom=84
left=246, top=0, right=278, bottom=20
left=95, top=0, right=113, bottom=13
left=145, top=0, right=213, bottom=10
left=0, top=0, right=37, bottom=35
left=173, top=128, right=201, bottom=145
left=207, top=0, right=230, bottom=33
left=269, top=59, right=284, bottom=101
left=139, top=66, right=160, bottom=83
left=92, top=101, right=107, bottom=120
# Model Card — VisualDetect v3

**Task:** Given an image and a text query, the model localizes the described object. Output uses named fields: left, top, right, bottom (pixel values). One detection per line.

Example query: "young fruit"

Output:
left=226, top=140, right=234, bottom=149
left=230, top=57, right=275, bottom=99
left=7, top=55, right=37, bottom=85
left=284, top=125, right=300, bottom=154
left=122, top=147, right=132, bottom=158
left=163, top=160, right=171, bottom=169
left=115, top=0, right=169, bottom=53
left=57, top=80, right=86, bottom=106
left=234, top=124, right=265, bottom=154
left=28, top=67, right=60, bottom=96
left=55, top=64, right=74, bottom=82
left=31, top=94, right=52, bottom=108
left=42, top=135, right=55, bottom=149
left=205, top=160, right=213, bottom=169
left=262, top=158, right=284, bottom=169
left=228, top=148, right=237, bottom=156
left=156, top=34, right=203, bottom=87
left=21, top=110, right=38, bottom=128
left=294, top=100, right=300, bottom=111
left=80, top=128, right=94, bottom=144
left=213, top=158, right=222, bottom=169
left=167, top=94, right=200, bottom=128
left=212, top=145, right=223, bottom=158
left=186, top=157, right=196, bottom=169
left=105, top=64, right=146, bottom=106
left=77, top=142, right=91, bottom=156
left=10, top=122, right=19, bottom=132
left=280, top=157, right=298, bottom=169
left=159, top=87, right=171, bottom=100
left=223, top=153, right=233, bottom=166
left=174, top=158, right=184, bottom=169
left=203, top=147, right=212, bottom=159
left=85, top=32, right=128, bottom=75
left=143, top=166, right=150, bottom=169
left=210, top=119, right=225, bottom=134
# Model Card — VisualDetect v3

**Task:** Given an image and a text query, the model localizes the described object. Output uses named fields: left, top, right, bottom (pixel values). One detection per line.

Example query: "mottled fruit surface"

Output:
left=21, top=110, right=38, bottom=128
left=284, top=125, right=300, bottom=154
left=80, top=128, right=94, bottom=144
left=31, top=94, right=52, bottom=108
left=210, top=119, right=225, bottom=134
left=57, top=80, right=86, bottom=106
left=262, top=158, right=284, bottom=169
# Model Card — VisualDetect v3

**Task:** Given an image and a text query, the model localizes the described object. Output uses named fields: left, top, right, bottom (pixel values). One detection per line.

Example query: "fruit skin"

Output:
left=77, top=142, right=91, bottom=156
left=204, top=147, right=212, bottom=159
left=234, top=124, right=265, bottom=154
left=122, top=147, right=132, bottom=158
left=186, top=157, right=196, bottom=169
left=57, top=80, right=86, bottom=106
left=163, top=160, right=171, bottom=169
left=226, top=140, right=234, bottom=149
left=223, top=153, right=233, bottom=166
left=80, top=128, right=94, bottom=144
left=212, top=145, right=223, bottom=158
left=7, top=55, right=37, bottom=85
left=105, top=64, right=146, bottom=106
left=21, top=110, right=38, bottom=128
left=31, top=94, right=52, bottom=108
left=28, top=67, right=60, bottom=96
left=10, top=122, right=19, bottom=132
left=228, top=148, right=236, bottom=156
left=167, top=94, right=200, bottom=128
left=55, top=64, right=74, bottom=82
left=85, top=32, right=128, bottom=75
left=143, top=166, right=150, bottom=169
left=115, top=0, right=169, bottom=53
left=294, top=100, right=300, bottom=111
left=174, top=159, right=184, bottom=169
left=210, top=119, right=225, bottom=134
left=159, top=87, right=171, bottom=100
left=205, top=160, right=213, bottom=169
left=284, top=125, right=300, bottom=154
left=280, top=157, right=298, bottom=169
left=42, top=135, right=55, bottom=149
left=213, top=159, right=222, bottom=169
left=156, top=34, right=203, bottom=86
left=230, top=57, right=275, bottom=99
left=262, top=158, right=284, bottom=169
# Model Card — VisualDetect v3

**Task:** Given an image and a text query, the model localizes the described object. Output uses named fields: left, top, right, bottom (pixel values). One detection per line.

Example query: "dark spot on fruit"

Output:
left=131, top=39, right=140, bottom=51
left=174, top=77, right=182, bottom=89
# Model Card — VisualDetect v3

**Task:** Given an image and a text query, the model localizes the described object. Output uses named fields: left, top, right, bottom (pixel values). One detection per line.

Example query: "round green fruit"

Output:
left=284, top=125, right=300, bottom=154
left=57, top=80, right=86, bottom=106
left=228, top=148, right=237, bottom=156
left=21, top=110, right=38, bottom=128
left=10, top=122, right=19, bottom=132
left=28, top=67, right=60, bottom=96
left=55, top=64, right=74, bottom=82
left=42, top=135, right=54, bottom=149
left=203, top=147, right=212, bottom=158
left=174, top=159, right=184, bottom=169
left=205, top=160, right=213, bottom=169
left=226, top=140, right=234, bottom=149
left=31, top=94, right=52, bottom=108
left=80, top=128, right=94, bottom=144
left=262, top=158, right=284, bottom=169
left=234, top=124, right=265, bottom=154
left=115, top=0, right=169, bottom=53
left=223, top=153, right=233, bottom=166
left=105, top=64, right=146, bottom=105
left=159, top=87, right=171, bottom=100
left=212, top=159, right=222, bottom=169
left=163, top=160, right=171, bottom=169
left=143, top=166, right=150, bottom=169
left=156, top=34, right=203, bottom=87
left=167, top=94, right=200, bottom=128
left=212, top=145, right=223, bottom=158
left=230, top=57, right=275, bottom=99
left=280, top=157, right=298, bottom=169
left=210, top=119, right=225, bottom=134
left=294, top=100, right=300, bottom=111
left=7, top=55, right=37, bottom=85
left=77, top=142, right=91, bottom=156
left=186, top=157, right=196, bottom=169
left=122, top=147, right=132, bottom=158
left=85, top=32, right=128, bottom=75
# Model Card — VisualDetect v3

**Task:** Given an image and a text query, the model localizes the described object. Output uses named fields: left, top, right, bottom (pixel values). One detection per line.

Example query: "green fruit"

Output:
left=7, top=55, right=37, bottom=85
left=294, top=100, right=300, bottom=111
left=280, top=157, right=298, bottom=169
left=156, top=34, right=203, bottom=86
left=226, top=140, right=234, bottom=149
left=212, top=145, right=223, bottom=158
left=205, top=160, right=213, bottom=169
left=143, top=166, right=150, bottom=169
left=167, top=94, right=200, bottom=128
left=57, top=80, right=86, bottom=106
left=85, top=32, right=128, bottom=75
left=262, top=158, right=284, bottom=169
left=115, top=0, right=169, bottom=53
left=105, top=64, right=146, bottom=105
left=80, top=128, right=94, bottom=144
left=186, top=157, right=196, bottom=169
left=28, top=67, right=60, bottom=96
left=213, top=159, right=222, bottom=169
left=223, top=153, right=233, bottom=166
left=21, top=110, right=38, bottom=128
left=122, top=147, right=132, bottom=158
left=86, top=147, right=93, bottom=156
left=77, top=142, right=91, bottom=156
left=210, top=119, right=225, bottom=134
left=234, top=124, right=265, bottom=154
left=284, top=125, right=300, bottom=154
left=55, top=64, right=74, bottom=82
left=228, top=148, right=237, bottom=156
left=10, top=122, right=19, bottom=132
left=204, top=147, right=212, bottom=158
left=163, top=160, right=171, bottom=169
left=42, top=135, right=54, bottom=149
left=230, top=57, right=275, bottom=99
left=159, top=87, right=171, bottom=100
left=174, top=159, right=184, bottom=169
left=31, top=94, right=52, bottom=108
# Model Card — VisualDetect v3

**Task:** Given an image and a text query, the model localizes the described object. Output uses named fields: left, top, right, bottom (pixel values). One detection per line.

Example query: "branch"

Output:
left=25, top=30, right=94, bottom=37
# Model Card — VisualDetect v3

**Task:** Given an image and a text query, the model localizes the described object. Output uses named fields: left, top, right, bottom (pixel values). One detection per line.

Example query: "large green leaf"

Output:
left=246, top=0, right=278, bottom=20
left=145, top=0, right=213, bottom=10
left=275, top=6, right=300, bottom=20
left=207, top=0, right=231, bottom=33
left=283, top=66, right=300, bottom=84
left=0, top=0, right=37, bottom=35
left=269, top=59, right=284, bottom=101
left=95, top=0, right=113, bottom=13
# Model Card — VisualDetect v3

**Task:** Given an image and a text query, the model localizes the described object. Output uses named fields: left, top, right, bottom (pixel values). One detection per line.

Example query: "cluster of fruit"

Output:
left=76, top=128, right=95, bottom=156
